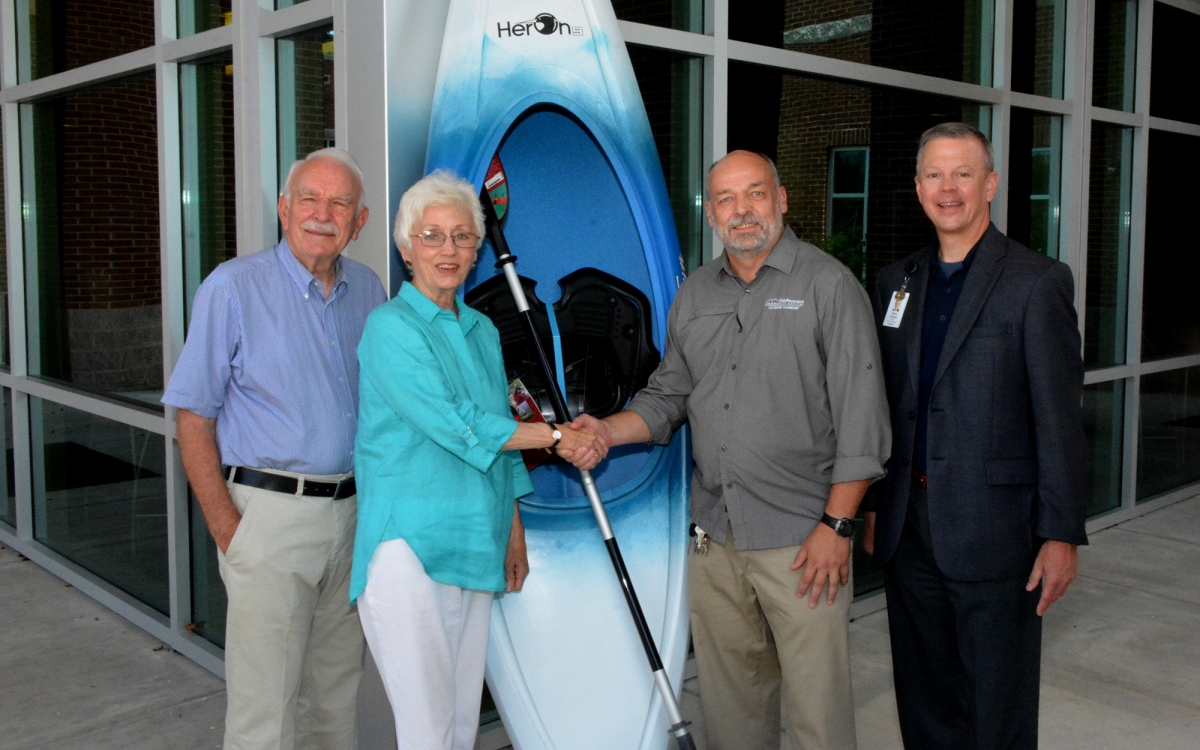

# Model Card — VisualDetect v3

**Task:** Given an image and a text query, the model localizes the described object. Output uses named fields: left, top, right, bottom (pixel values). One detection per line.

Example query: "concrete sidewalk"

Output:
left=2, top=495, right=1198, bottom=749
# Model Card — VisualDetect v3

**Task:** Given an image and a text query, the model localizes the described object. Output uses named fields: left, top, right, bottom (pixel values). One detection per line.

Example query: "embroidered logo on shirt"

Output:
left=765, top=298, right=804, bottom=310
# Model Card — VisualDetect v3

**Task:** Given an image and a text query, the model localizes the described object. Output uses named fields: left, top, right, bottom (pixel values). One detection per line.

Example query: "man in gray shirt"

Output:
left=566, top=150, right=890, bottom=749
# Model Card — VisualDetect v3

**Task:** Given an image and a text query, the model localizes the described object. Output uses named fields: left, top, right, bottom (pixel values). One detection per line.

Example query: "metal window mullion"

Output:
left=8, top=376, right=170, bottom=435
left=162, top=25, right=234, bottom=65
left=232, top=0, right=271, bottom=257
left=1122, top=0, right=1156, bottom=508
left=1061, top=0, right=1092, bottom=319
left=705, top=0, right=727, bottom=263
left=616, top=20, right=714, bottom=56
left=0, top=47, right=157, bottom=105
left=1145, top=117, right=1200, bottom=137
left=260, top=0, right=334, bottom=39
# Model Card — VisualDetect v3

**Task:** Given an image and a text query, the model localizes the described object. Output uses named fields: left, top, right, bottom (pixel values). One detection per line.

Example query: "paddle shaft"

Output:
left=482, top=194, right=695, bottom=748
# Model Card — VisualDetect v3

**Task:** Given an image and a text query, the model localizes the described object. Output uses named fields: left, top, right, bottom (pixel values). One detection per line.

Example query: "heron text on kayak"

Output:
left=496, top=13, right=584, bottom=38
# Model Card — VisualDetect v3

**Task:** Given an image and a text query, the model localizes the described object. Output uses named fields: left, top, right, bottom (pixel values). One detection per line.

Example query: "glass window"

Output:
left=1138, top=366, right=1200, bottom=501
left=20, top=73, right=164, bottom=409
left=1093, top=0, right=1137, bottom=112
left=1141, top=130, right=1200, bottom=362
left=31, top=399, right=168, bottom=614
left=626, top=46, right=705, bottom=274
left=0, top=390, right=15, bottom=529
left=15, top=0, right=156, bottom=83
left=1149, top=3, right=1200, bottom=125
left=1011, top=0, right=1066, bottom=98
left=277, top=24, right=335, bottom=229
left=1085, top=123, right=1133, bottom=369
left=0, top=120, right=8, bottom=370
left=1007, top=110, right=1062, bottom=258
left=612, top=0, right=703, bottom=33
left=276, top=0, right=311, bottom=7
left=1084, top=380, right=1124, bottom=516
left=190, top=490, right=225, bottom=646
left=827, top=147, right=869, bottom=280
left=178, top=0, right=232, bottom=37
left=732, top=1, right=994, bottom=86
left=727, top=63, right=990, bottom=295
left=181, top=53, right=237, bottom=326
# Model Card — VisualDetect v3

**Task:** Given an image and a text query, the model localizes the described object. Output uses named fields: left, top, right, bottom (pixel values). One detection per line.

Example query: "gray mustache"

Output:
left=300, top=219, right=338, bottom=234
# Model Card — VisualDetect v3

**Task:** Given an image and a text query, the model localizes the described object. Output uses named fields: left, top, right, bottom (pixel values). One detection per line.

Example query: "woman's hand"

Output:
left=505, top=501, right=529, bottom=592
left=553, top=423, right=607, bottom=469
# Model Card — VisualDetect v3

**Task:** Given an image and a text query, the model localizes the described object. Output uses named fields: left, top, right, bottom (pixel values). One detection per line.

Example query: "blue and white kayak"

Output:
left=424, top=2, right=691, bottom=749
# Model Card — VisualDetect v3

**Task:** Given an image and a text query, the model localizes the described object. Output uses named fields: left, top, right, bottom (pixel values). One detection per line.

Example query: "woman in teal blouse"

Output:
left=352, top=170, right=603, bottom=750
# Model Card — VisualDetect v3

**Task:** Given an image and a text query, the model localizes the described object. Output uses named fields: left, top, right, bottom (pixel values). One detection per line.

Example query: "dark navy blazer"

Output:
left=866, top=224, right=1089, bottom=581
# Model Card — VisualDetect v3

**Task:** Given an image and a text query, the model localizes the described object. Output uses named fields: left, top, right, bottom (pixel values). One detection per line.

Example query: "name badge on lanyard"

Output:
left=882, top=292, right=909, bottom=328
left=882, top=259, right=919, bottom=329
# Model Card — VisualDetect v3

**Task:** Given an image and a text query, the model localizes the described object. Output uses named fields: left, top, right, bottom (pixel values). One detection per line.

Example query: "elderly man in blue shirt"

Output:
left=163, top=147, right=386, bottom=750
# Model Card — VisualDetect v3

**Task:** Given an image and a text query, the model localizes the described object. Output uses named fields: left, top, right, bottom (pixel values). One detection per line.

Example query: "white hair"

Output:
left=394, top=169, right=485, bottom=251
left=282, top=147, right=367, bottom=208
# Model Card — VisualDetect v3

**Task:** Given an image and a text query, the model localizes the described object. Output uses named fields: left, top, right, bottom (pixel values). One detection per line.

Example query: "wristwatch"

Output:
left=821, top=513, right=855, bottom=538
left=550, top=428, right=563, bottom=450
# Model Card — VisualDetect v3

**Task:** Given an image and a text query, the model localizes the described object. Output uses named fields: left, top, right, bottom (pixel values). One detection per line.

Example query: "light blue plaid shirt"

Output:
left=163, top=241, right=387, bottom=475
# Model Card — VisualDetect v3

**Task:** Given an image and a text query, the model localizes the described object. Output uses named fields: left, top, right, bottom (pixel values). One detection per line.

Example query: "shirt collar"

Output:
left=929, top=229, right=984, bottom=278
left=276, top=240, right=346, bottom=299
left=719, top=226, right=799, bottom=280
left=399, top=281, right=478, bottom=332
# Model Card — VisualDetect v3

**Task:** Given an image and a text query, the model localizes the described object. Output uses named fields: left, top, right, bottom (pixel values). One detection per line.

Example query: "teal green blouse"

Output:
left=350, top=282, right=533, bottom=601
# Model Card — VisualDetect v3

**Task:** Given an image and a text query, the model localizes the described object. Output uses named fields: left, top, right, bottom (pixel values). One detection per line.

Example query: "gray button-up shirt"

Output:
left=628, top=227, right=891, bottom=550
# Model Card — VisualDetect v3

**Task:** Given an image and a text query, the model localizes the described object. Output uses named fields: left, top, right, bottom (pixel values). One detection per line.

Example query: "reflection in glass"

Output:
left=1083, top=380, right=1124, bottom=516
left=1085, top=123, right=1132, bottom=368
left=1011, top=0, right=1066, bottom=98
left=15, top=0, right=156, bottom=83
left=20, top=74, right=164, bottom=408
left=1138, top=367, right=1200, bottom=501
left=178, top=0, right=232, bottom=37
left=181, top=54, right=237, bottom=326
left=727, top=63, right=990, bottom=295
left=732, top=1, right=994, bottom=86
left=1093, top=0, right=1137, bottom=112
left=1149, top=3, right=1200, bottom=126
left=31, top=399, right=168, bottom=614
left=1142, top=130, right=1200, bottom=361
left=277, top=25, right=335, bottom=228
left=828, top=148, right=869, bottom=280
left=190, top=490, right=225, bottom=646
left=611, top=0, right=702, bottom=33
left=1007, top=111, right=1061, bottom=258
left=626, top=46, right=705, bottom=274
left=0, top=390, right=15, bottom=529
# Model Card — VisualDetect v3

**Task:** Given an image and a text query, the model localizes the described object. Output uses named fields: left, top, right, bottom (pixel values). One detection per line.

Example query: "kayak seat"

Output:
left=465, top=268, right=660, bottom=421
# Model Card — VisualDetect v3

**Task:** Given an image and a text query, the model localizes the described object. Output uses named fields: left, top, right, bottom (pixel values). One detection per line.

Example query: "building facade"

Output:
left=0, top=0, right=1196, bottom=707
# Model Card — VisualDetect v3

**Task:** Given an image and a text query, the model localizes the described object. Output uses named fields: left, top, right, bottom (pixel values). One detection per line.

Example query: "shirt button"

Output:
left=724, top=404, right=729, bottom=410
left=726, top=482, right=733, bottom=489
left=721, top=445, right=727, bottom=452
left=731, top=364, right=737, bottom=370
left=339, top=377, right=345, bottom=382
left=331, top=340, right=337, bottom=345
left=908, top=411, right=916, bottom=420
left=939, top=315, right=946, bottom=322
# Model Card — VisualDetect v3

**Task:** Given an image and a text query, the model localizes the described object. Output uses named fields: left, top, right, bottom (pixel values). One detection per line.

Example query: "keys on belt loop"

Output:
left=689, top=523, right=710, bottom=555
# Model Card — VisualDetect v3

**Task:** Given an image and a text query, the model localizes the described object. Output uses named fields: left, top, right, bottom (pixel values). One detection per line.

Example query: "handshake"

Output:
left=553, top=414, right=613, bottom=471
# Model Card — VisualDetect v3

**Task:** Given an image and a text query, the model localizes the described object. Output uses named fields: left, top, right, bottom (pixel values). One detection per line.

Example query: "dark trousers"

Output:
left=883, top=484, right=1043, bottom=750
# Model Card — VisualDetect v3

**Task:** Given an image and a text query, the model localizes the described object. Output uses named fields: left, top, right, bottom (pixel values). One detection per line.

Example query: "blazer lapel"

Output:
left=933, top=226, right=1007, bottom=389
left=903, top=255, right=929, bottom=398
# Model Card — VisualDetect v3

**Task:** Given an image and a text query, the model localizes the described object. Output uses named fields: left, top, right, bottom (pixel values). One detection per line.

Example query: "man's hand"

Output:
left=791, top=524, right=852, bottom=608
left=1026, top=540, right=1077, bottom=616
left=553, top=420, right=608, bottom=469
left=558, top=413, right=614, bottom=470
left=505, top=502, right=529, bottom=592
left=863, top=511, right=877, bottom=555
left=176, top=409, right=242, bottom=554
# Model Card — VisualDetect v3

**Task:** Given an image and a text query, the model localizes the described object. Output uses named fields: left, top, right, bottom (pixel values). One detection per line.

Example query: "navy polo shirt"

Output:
left=912, top=242, right=979, bottom=474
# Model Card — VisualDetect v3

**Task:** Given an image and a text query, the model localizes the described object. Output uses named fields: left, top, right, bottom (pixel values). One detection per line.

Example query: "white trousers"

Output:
left=358, top=538, right=494, bottom=750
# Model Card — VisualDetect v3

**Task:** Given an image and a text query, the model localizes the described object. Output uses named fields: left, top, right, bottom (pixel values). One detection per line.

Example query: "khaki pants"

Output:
left=689, top=526, right=856, bottom=750
left=218, top=475, right=364, bottom=750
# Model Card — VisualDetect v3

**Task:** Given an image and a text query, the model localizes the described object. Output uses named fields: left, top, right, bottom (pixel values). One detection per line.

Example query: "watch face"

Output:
left=552, top=429, right=563, bottom=441
left=836, top=520, right=854, bottom=537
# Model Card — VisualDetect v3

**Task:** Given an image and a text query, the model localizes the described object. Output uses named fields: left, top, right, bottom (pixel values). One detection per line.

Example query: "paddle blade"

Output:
left=484, top=154, right=509, bottom=222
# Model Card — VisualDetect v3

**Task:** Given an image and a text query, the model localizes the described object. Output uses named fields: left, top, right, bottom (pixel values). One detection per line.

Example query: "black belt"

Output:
left=226, top=466, right=356, bottom=500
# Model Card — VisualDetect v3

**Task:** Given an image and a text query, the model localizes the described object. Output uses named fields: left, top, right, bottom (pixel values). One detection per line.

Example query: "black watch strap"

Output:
left=821, top=513, right=855, bottom=538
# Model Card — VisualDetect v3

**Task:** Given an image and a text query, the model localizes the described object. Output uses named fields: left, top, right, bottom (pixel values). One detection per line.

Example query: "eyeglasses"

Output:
left=411, top=230, right=480, bottom=249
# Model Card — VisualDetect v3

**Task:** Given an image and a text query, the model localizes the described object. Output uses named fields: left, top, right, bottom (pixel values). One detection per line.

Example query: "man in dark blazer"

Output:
left=863, top=122, right=1088, bottom=750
